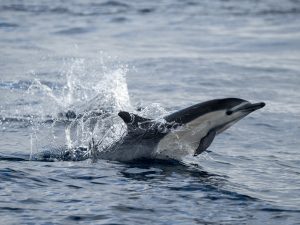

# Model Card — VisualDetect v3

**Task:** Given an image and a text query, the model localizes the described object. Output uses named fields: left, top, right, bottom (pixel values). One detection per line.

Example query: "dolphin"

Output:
left=92, top=98, right=265, bottom=162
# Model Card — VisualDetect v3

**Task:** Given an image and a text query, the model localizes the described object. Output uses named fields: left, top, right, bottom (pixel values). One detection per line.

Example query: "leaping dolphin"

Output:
left=92, top=98, right=265, bottom=162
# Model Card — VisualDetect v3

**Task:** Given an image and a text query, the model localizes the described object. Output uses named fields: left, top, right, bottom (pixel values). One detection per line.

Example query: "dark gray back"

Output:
left=164, top=98, right=247, bottom=124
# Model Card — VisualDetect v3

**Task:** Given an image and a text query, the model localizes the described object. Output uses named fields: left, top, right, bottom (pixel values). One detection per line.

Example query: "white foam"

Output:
left=27, top=54, right=132, bottom=157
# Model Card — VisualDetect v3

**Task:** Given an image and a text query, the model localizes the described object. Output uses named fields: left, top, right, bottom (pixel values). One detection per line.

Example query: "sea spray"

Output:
left=27, top=55, right=132, bottom=160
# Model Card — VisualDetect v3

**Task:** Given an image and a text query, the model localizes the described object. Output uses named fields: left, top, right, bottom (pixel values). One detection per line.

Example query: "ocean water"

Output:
left=1, top=0, right=300, bottom=224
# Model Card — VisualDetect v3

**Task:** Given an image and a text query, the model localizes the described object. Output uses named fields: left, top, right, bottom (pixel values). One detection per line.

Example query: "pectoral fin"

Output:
left=194, top=130, right=216, bottom=156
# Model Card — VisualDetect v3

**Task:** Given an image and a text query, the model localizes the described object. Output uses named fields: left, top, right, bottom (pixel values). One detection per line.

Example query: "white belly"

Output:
left=154, top=110, right=229, bottom=160
left=155, top=122, right=210, bottom=160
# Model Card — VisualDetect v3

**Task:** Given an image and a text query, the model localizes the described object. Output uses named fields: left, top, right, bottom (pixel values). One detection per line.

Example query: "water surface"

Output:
left=1, top=0, right=300, bottom=224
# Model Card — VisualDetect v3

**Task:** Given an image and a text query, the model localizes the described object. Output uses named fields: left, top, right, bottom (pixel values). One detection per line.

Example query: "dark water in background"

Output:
left=1, top=0, right=300, bottom=224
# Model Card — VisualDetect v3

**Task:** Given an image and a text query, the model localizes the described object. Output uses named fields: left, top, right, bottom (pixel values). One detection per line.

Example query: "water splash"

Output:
left=27, top=56, right=132, bottom=116
left=138, top=103, right=168, bottom=119
left=26, top=55, right=132, bottom=159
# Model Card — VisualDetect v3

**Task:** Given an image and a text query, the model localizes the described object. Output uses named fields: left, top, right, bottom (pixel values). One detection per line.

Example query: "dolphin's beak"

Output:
left=243, top=102, right=265, bottom=112
left=227, top=102, right=265, bottom=115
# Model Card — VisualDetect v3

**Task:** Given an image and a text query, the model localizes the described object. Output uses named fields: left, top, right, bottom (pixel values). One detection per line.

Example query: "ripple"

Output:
left=0, top=22, right=19, bottom=28
left=95, top=1, right=130, bottom=8
left=261, top=207, right=300, bottom=213
left=111, top=17, right=128, bottom=23
left=69, top=175, right=107, bottom=180
left=258, top=8, right=300, bottom=16
left=19, top=198, right=45, bottom=204
left=138, top=8, right=155, bottom=14
left=65, top=184, right=83, bottom=189
left=0, top=154, right=28, bottom=162
left=54, top=27, right=93, bottom=35
left=0, top=207, right=25, bottom=212
left=67, top=214, right=108, bottom=221
left=113, top=205, right=155, bottom=213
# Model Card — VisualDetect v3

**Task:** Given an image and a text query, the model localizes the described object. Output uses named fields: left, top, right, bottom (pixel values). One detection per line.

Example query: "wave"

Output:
left=0, top=153, right=28, bottom=162
left=0, top=1, right=132, bottom=16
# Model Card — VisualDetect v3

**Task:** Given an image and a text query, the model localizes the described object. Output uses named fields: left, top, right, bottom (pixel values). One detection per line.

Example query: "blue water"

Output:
left=1, top=0, right=300, bottom=224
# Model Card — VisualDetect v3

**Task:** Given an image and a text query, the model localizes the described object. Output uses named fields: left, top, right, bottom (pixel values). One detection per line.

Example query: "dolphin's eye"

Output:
left=226, top=110, right=233, bottom=115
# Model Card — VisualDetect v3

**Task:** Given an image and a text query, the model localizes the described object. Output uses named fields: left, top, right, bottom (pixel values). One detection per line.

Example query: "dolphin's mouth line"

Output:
left=227, top=102, right=265, bottom=115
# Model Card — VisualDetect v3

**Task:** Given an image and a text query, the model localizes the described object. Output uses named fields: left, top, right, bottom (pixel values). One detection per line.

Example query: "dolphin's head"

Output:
left=156, top=98, right=266, bottom=158
left=212, top=98, right=265, bottom=133
left=164, top=98, right=265, bottom=134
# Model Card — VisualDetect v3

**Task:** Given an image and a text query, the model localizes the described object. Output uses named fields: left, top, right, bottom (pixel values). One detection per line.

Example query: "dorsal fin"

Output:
left=118, top=111, right=151, bottom=127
